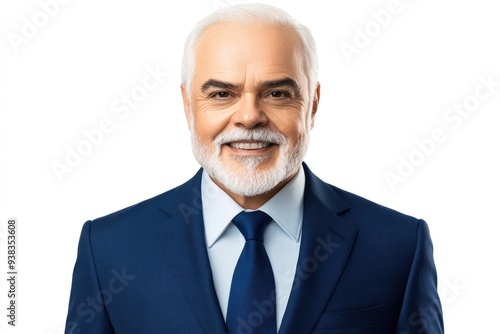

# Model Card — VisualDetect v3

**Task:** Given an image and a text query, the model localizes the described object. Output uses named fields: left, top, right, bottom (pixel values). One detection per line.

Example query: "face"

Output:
left=182, top=22, right=320, bottom=199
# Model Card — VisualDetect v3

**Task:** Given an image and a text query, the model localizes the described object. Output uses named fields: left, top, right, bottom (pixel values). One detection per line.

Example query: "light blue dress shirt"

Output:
left=202, top=166, right=305, bottom=330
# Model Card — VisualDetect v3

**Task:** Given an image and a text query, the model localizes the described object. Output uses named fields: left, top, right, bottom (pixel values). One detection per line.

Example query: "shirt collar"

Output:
left=202, top=165, right=305, bottom=248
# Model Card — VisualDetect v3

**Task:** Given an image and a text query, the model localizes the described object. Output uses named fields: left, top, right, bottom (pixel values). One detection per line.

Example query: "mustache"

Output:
left=213, top=128, right=287, bottom=146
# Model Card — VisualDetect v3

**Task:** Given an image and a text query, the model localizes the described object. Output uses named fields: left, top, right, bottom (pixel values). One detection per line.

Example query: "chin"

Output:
left=190, top=128, right=308, bottom=197
left=205, top=154, right=295, bottom=197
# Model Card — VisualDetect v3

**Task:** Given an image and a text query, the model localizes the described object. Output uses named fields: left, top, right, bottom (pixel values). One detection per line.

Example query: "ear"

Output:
left=180, top=84, right=191, bottom=129
left=310, top=82, right=321, bottom=129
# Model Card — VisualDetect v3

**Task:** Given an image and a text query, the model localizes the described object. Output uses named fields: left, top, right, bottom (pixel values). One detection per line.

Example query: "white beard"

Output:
left=190, top=126, right=309, bottom=197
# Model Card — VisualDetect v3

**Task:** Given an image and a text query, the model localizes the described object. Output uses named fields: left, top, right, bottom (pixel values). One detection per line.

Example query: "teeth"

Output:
left=230, top=142, right=271, bottom=150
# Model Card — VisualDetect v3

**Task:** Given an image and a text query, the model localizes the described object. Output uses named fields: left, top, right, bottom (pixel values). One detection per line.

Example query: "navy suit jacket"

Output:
left=66, top=163, right=443, bottom=333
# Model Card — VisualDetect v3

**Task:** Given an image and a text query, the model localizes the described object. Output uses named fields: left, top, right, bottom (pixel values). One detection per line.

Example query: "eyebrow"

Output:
left=259, top=78, right=300, bottom=95
left=200, top=77, right=301, bottom=95
left=201, top=79, right=242, bottom=92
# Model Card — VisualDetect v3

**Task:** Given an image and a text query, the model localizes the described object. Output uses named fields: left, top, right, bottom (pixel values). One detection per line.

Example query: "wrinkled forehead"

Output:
left=192, top=22, right=307, bottom=87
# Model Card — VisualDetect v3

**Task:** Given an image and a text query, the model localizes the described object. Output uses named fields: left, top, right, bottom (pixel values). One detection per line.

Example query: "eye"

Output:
left=211, top=91, right=230, bottom=99
left=269, top=91, right=290, bottom=99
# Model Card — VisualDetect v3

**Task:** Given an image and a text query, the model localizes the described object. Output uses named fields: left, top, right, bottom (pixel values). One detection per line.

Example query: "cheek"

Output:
left=269, top=109, right=308, bottom=144
left=192, top=105, right=231, bottom=143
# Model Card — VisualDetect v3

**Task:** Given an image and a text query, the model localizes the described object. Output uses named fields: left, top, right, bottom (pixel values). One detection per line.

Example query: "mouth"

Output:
left=213, top=128, right=284, bottom=156
left=225, top=141, right=276, bottom=155
left=229, top=141, right=272, bottom=150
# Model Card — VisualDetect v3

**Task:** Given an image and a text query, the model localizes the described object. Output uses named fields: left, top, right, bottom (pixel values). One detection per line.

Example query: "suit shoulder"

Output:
left=319, top=182, right=428, bottom=256
left=304, top=163, right=420, bottom=226
left=325, top=182, right=422, bottom=228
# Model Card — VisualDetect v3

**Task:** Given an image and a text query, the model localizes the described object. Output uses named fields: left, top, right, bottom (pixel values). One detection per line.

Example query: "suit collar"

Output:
left=301, top=162, right=350, bottom=215
left=156, top=164, right=357, bottom=333
left=279, top=163, right=357, bottom=333
left=156, top=169, right=227, bottom=334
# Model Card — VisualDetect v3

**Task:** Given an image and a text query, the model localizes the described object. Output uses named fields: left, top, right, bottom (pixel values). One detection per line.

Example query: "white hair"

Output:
left=181, top=3, right=318, bottom=98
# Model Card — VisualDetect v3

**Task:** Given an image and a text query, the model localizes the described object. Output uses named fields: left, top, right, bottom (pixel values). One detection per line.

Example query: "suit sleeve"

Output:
left=65, top=221, right=115, bottom=334
left=395, top=219, right=444, bottom=333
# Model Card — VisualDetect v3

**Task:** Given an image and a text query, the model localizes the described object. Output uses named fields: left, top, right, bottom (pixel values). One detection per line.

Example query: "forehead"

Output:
left=193, top=22, right=306, bottom=86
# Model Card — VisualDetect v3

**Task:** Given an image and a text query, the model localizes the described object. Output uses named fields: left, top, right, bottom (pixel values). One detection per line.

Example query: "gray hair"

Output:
left=181, top=3, right=318, bottom=98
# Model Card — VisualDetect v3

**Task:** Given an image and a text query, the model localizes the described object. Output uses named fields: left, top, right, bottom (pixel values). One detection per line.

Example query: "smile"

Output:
left=229, top=141, right=272, bottom=150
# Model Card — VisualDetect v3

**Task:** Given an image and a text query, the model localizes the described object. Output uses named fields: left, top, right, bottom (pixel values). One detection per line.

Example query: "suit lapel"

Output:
left=155, top=169, right=227, bottom=334
left=151, top=165, right=356, bottom=333
left=279, top=164, right=358, bottom=333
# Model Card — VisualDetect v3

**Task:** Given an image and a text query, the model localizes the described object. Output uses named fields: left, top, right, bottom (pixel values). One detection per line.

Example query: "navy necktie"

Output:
left=226, top=210, right=277, bottom=334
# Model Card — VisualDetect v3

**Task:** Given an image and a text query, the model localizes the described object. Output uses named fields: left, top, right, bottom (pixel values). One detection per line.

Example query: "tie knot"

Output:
left=232, top=210, right=272, bottom=242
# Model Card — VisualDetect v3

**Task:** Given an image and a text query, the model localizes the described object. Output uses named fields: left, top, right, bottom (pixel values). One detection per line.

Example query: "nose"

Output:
left=231, top=94, right=268, bottom=129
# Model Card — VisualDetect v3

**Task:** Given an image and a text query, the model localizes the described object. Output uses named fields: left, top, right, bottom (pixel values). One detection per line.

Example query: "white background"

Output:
left=1, top=0, right=499, bottom=333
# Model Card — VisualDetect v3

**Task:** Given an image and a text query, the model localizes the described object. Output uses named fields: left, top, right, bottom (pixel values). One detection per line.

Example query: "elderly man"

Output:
left=66, top=4, right=443, bottom=333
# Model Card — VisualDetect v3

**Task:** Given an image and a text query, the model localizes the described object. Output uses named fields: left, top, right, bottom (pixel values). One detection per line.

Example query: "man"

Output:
left=66, top=4, right=443, bottom=333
